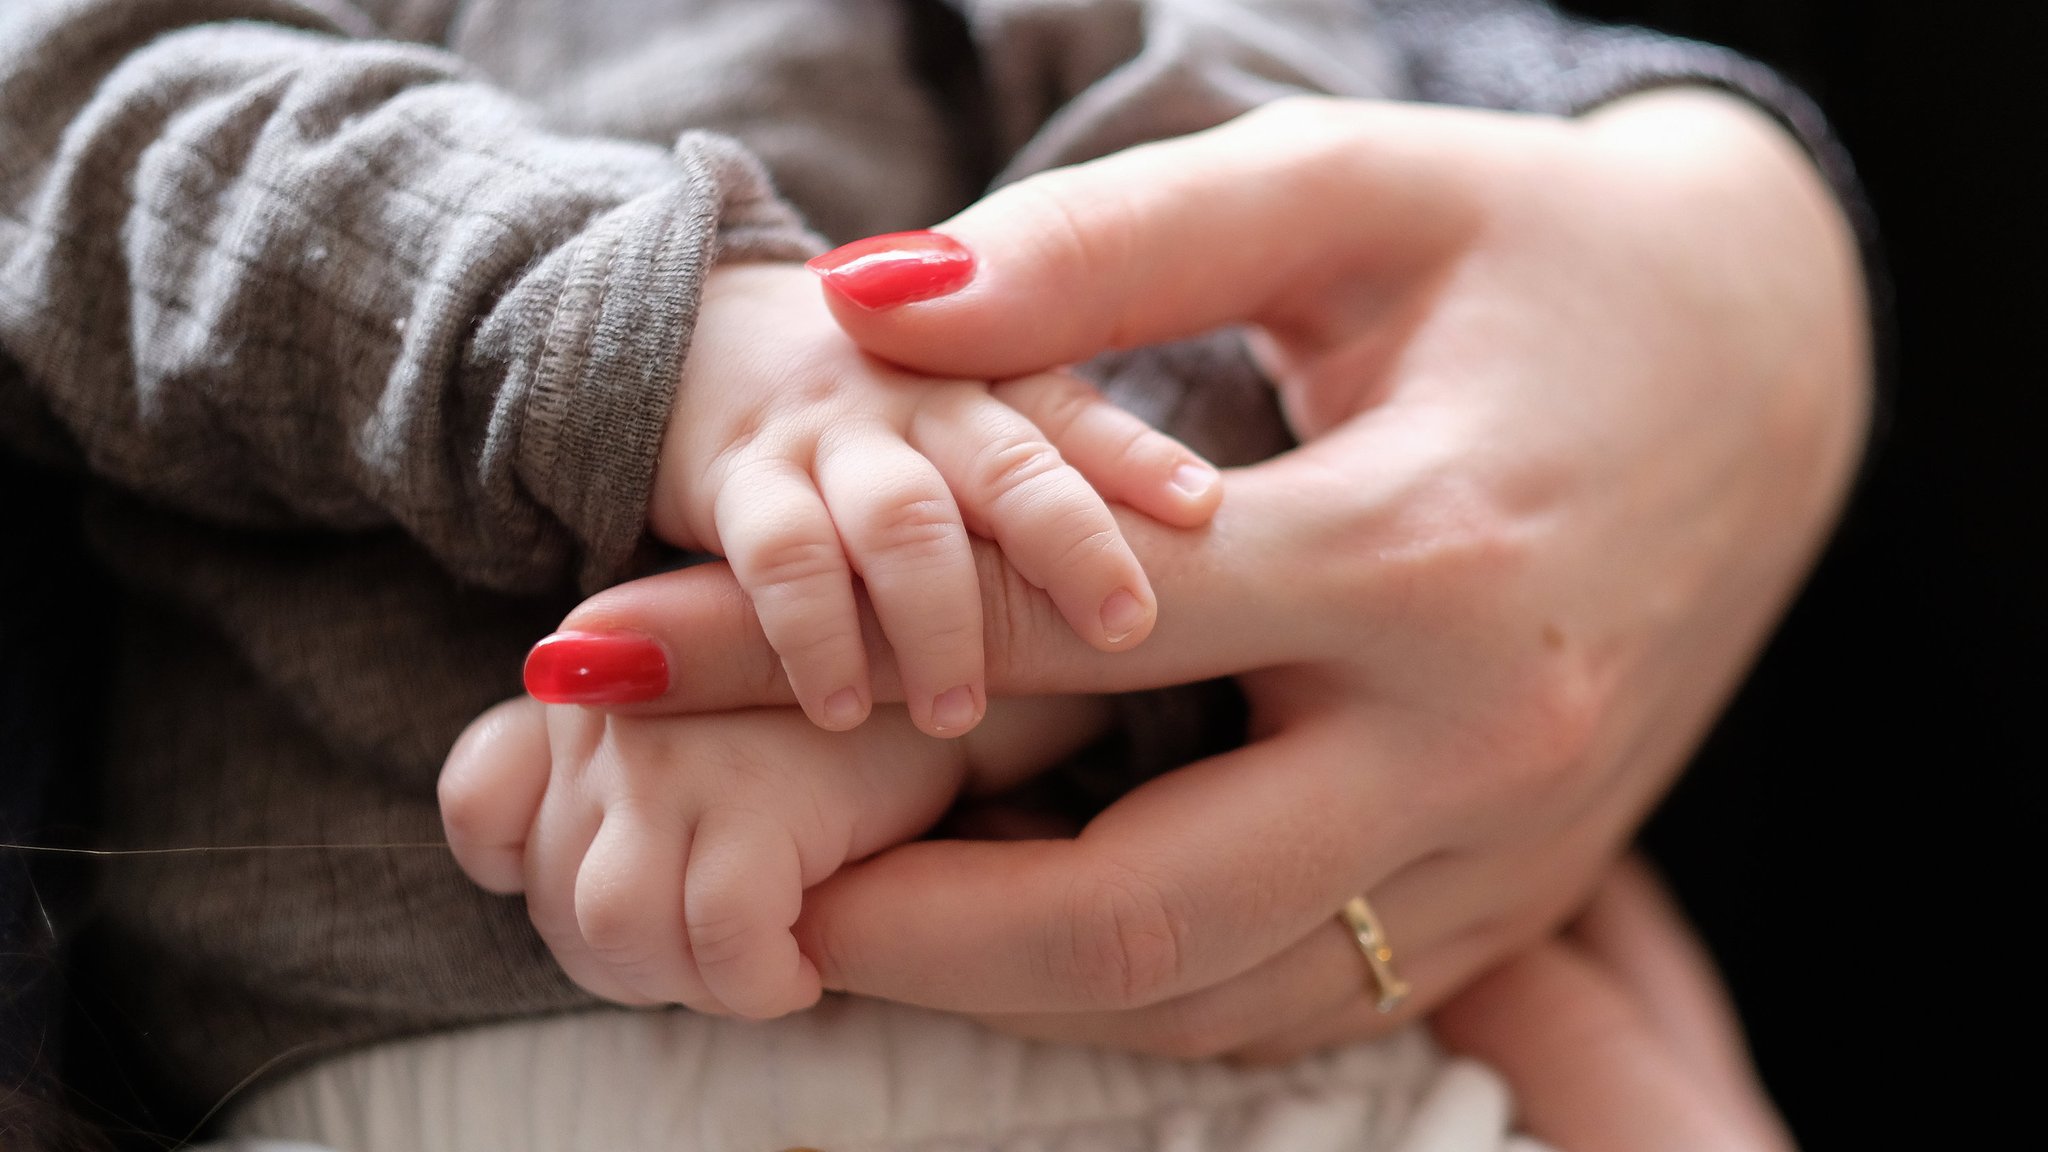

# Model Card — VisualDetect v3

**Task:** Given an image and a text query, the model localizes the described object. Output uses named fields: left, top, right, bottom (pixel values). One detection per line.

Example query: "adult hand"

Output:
left=447, top=90, right=1869, bottom=1058
left=1435, top=856, right=1795, bottom=1152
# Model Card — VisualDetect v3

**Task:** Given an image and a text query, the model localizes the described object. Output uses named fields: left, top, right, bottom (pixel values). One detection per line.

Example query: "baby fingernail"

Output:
left=1170, top=463, right=1218, bottom=499
left=931, top=686, right=978, bottom=733
left=1100, top=589, right=1148, bottom=644
left=807, top=230, right=976, bottom=310
left=822, top=688, right=866, bottom=729
left=523, top=631, right=669, bottom=704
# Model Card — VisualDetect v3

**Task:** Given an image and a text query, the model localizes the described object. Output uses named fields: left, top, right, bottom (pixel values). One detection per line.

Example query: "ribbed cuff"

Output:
left=519, top=133, right=819, bottom=592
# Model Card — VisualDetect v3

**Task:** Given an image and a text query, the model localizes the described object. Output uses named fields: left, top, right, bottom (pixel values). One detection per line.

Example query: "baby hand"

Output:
left=440, top=695, right=1110, bottom=1020
left=649, top=264, right=1220, bottom=738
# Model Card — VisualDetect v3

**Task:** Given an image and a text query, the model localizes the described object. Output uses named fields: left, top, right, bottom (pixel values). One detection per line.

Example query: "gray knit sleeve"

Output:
left=0, top=0, right=819, bottom=593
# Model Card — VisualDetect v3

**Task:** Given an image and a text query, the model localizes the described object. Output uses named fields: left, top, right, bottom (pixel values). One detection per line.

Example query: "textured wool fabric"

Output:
left=0, top=0, right=1868, bottom=1122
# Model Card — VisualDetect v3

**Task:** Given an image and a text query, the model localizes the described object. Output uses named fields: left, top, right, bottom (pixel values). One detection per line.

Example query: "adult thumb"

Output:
left=810, top=98, right=1483, bottom=380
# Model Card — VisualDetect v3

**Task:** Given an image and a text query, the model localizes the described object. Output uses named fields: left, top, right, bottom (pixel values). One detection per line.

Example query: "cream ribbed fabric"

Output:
left=213, top=998, right=1555, bottom=1152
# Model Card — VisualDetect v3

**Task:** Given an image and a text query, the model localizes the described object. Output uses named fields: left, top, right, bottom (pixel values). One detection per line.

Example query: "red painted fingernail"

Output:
left=523, top=631, right=669, bottom=704
left=806, top=230, right=976, bottom=310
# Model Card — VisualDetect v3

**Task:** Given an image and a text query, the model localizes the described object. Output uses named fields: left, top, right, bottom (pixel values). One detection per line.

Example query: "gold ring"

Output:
left=1339, top=895, right=1411, bottom=1014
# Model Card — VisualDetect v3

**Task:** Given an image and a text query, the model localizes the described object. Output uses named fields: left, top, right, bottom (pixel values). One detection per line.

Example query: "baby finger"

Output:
left=522, top=773, right=657, bottom=1008
left=685, top=805, right=822, bottom=1020
left=575, top=805, right=728, bottom=1013
left=911, top=388, right=1156, bottom=652
left=815, top=434, right=985, bottom=738
left=439, top=696, right=552, bottom=895
left=714, top=460, right=873, bottom=732
left=992, top=372, right=1222, bottom=528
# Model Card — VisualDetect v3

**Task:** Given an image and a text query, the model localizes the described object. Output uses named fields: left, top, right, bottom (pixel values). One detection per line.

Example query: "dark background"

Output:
left=1577, top=1, right=2040, bottom=1145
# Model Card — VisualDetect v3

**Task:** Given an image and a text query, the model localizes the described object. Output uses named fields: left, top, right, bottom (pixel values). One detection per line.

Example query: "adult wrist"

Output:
left=1582, top=88, right=1873, bottom=490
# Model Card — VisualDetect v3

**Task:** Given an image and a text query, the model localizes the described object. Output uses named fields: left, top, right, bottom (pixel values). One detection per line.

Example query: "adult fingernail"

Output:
left=1169, top=463, right=1218, bottom=499
left=1099, top=589, right=1148, bottom=644
left=931, top=685, right=978, bottom=733
left=807, top=230, right=976, bottom=310
left=523, top=631, right=669, bottom=704
left=822, top=687, right=866, bottom=730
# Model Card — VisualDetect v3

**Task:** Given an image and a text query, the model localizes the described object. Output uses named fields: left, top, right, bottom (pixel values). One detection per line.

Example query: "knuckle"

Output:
left=1425, top=519, right=1531, bottom=612
left=735, top=533, right=845, bottom=594
left=1344, top=484, right=1531, bottom=626
left=971, top=437, right=1068, bottom=505
left=1106, top=415, right=1165, bottom=470
left=765, top=613, right=856, bottom=667
left=1448, top=644, right=1609, bottom=815
left=577, top=885, right=656, bottom=966
left=685, top=907, right=757, bottom=970
left=1495, top=647, right=1607, bottom=797
left=855, top=492, right=962, bottom=561
left=1051, top=518, right=1124, bottom=575
left=1006, top=375, right=1105, bottom=441
left=1058, top=864, right=1189, bottom=1009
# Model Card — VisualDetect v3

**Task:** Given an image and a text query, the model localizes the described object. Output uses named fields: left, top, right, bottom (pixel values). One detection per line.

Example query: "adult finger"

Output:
left=438, top=695, right=551, bottom=895
left=968, top=914, right=1408, bottom=1061
left=1224, top=789, right=1643, bottom=1062
left=813, top=98, right=1489, bottom=379
left=1434, top=944, right=1732, bottom=1152
left=1567, top=859, right=1794, bottom=1152
left=794, top=713, right=1434, bottom=1014
left=960, top=836, right=1570, bottom=1061
left=1432, top=876, right=1792, bottom=1152
left=543, top=463, right=1332, bottom=715
left=1570, top=858, right=1748, bottom=1077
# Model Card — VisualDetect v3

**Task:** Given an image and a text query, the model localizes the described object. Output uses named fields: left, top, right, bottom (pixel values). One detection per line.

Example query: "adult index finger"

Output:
left=790, top=706, right=1435, bottom=1014
left=815, top=98, right=1489, bottom=380
left=536, top=466, right=1323, bottom=714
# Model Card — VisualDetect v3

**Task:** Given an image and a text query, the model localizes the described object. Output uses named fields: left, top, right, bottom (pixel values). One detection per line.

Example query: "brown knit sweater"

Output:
left=0, top=0, right=1867, bottom=1116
